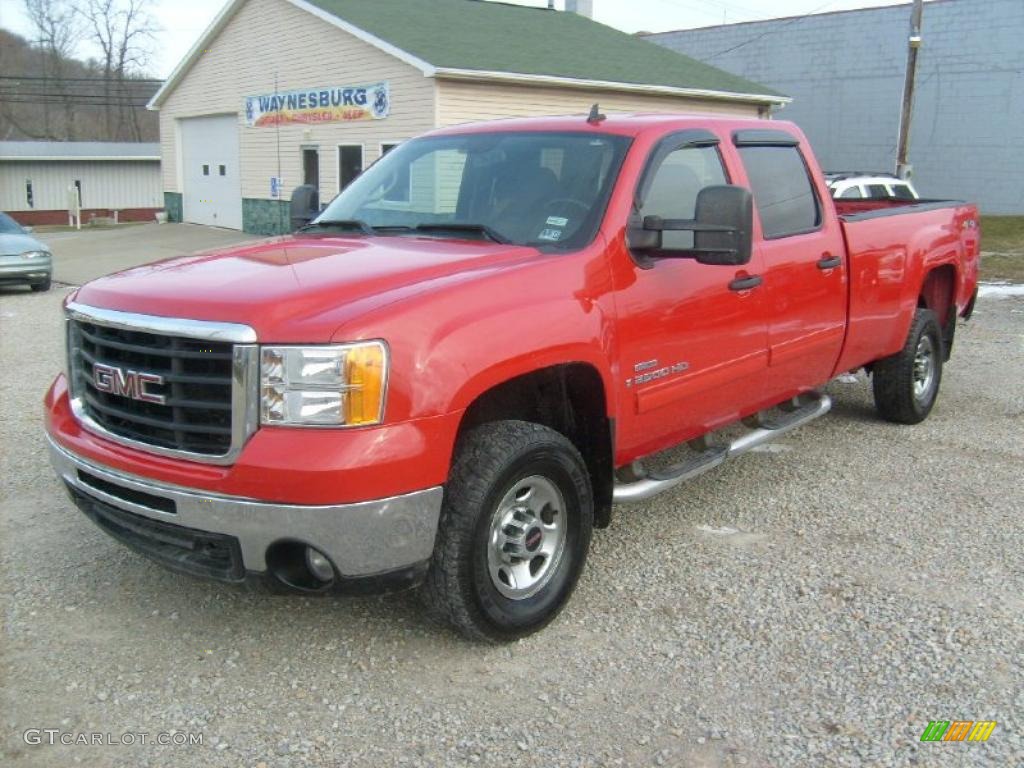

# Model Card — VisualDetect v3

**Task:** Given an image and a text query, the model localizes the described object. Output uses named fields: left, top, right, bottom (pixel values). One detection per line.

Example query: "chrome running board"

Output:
left=613, top=392, right=832, bottom=503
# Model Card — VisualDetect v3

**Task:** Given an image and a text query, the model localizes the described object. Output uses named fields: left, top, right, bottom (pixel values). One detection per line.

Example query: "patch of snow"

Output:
left=696, top=525, right=740, bottom=536
left=836, top=372, right=860, bottom=384
left=978, top=283, right=1024, bottom=299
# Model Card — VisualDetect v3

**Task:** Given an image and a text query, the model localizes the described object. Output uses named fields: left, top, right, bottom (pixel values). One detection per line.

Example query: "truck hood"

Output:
left=73, top=234, right=540, bottom=341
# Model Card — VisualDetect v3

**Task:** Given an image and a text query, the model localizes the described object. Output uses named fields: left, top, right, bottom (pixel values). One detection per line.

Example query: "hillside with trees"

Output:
left=0, top=0, right=161, bottom=141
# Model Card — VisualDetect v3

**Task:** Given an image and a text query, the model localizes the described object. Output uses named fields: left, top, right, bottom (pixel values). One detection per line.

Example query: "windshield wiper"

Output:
left=297, top=218, right=376, bottom=235
left=412, top=223, right=511, bottom=244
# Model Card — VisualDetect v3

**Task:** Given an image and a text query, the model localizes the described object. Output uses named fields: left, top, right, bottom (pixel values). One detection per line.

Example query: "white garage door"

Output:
left=181, top=115, right=243, bottom=230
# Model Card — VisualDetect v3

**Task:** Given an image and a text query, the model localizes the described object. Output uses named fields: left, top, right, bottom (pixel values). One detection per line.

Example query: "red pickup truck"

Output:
left=45, top=114, right=980, bottom=641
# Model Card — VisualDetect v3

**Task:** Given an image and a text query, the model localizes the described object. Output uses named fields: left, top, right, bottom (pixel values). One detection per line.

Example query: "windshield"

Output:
left=0, top=212, right=26, bottom=234
left=316, top=131, right=631, bottom=249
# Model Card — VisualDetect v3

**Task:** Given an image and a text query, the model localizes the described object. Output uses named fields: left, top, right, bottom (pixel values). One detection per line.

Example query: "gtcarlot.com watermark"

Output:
left=23, top=729, right=203, bottom=747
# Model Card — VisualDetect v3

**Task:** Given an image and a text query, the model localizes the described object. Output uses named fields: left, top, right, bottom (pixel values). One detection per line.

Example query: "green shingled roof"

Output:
left=305, top=0, right=782, bottom=101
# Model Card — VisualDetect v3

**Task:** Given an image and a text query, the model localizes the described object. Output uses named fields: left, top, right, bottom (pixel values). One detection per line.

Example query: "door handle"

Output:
left=817, top=254, right=842, bottom=270
left=729, top=274, right=763, bottom=292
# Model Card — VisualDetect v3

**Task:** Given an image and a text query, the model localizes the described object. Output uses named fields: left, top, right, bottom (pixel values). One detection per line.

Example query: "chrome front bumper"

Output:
left=0, top=258, right=51, bottom=281
left=47, top=436, right=443, bottom=578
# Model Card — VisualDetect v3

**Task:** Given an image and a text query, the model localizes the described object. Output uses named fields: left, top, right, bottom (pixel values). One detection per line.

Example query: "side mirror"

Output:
left=627, top=184, right=753, bottom=266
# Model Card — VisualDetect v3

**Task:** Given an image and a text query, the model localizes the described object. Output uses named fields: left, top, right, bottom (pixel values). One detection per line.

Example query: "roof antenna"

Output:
left=587, top=103, right=606, bottom=125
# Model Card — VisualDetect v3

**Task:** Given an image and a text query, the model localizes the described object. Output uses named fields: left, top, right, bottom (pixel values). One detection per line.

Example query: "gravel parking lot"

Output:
left=1, top=284, right=1022, bottom=768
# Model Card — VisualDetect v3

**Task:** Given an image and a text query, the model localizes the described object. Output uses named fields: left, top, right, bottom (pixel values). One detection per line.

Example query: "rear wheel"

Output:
left=420, top=420, right=593, bottom=642
left=872, top=308, right=943, bottom=424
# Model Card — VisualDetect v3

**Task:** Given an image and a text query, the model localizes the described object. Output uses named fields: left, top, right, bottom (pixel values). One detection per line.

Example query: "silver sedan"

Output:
left=0, top=211, right=52, bottom=291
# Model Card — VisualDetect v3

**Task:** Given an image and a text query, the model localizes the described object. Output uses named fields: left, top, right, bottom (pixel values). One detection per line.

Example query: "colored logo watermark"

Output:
left=920, top=721, right=997, bottom=742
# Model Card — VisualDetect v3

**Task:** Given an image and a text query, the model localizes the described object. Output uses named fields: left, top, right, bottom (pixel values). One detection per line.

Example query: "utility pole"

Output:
left=895, top=0, right=924, bottom=179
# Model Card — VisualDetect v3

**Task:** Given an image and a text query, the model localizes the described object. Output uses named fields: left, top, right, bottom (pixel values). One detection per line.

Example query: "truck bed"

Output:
left=833, top=198, right=980, bottom=375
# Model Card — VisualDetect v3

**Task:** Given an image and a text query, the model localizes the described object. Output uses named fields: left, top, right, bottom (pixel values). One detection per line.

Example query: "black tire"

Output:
left=30, top=278, right=51, bottom=292
left=420, top=420, right=593, bottom=642
left=872, top=308, right=943, bottom=424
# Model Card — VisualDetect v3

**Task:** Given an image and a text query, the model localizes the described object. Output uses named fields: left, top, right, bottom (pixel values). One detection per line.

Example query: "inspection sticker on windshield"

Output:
left=538, top=228, right=563, bottom=242
left=545, top=216, right=569, bottom=227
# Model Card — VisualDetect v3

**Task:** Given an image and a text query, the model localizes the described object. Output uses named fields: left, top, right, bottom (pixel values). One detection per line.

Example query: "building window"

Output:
left=219, top=164, right=226, bottom=176
left=738, top=145, right=821, bottom=239
left=202, top=164, right=209, bottom=176
left=338, top=145, right=363, bottom=193
left=25, top=180, right=34, bottom=208
left=74, top=180, right=82, bottom=206
left=302, top=148, right=320, bottom=192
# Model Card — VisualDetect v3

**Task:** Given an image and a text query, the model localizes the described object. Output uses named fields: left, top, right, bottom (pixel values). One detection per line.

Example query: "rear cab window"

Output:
left=734, top=133, right=821, bottom=239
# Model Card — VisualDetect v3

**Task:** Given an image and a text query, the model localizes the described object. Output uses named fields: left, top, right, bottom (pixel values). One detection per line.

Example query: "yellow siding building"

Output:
left=149, top=0, right=786, bottom=234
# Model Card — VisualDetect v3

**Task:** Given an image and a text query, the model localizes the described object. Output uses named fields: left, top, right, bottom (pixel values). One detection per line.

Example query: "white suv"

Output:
left=826, top=173, right=919, bottom=201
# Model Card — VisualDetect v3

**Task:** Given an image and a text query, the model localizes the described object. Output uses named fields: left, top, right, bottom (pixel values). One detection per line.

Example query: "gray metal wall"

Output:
left=647, top=0, right=1024, bottom=214
left=0, top=160, right=162, bottom=212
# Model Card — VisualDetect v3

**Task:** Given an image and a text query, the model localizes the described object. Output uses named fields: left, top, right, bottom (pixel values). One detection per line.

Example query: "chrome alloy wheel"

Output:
left=487, top=475, right=567, bottom=600
left=912, top=334, right=936, bottom=402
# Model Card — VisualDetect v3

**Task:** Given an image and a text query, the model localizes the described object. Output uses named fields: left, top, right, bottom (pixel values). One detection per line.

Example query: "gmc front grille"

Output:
left=65, top=303, right=258, bottom=465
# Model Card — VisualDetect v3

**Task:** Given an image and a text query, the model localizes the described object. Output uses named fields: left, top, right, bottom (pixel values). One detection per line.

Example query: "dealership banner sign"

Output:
left=245, top=82, right=390, bottom=127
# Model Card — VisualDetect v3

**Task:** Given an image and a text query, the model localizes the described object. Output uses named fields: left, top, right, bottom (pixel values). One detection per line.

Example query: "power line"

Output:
left=0, top=75, right=163, bottom=84
left=0, top=91, right=154, bottom=101
left=1, top=90, right=157, bottom=96
left=0, top=99, right=151, bottom=107
left=703, top=1, right=837, bottom=59
left=0, top=97, right=153, bottom=105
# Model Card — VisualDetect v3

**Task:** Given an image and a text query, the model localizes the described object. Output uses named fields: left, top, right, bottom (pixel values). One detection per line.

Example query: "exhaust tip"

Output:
left=305, top=546, right=335, bottom=583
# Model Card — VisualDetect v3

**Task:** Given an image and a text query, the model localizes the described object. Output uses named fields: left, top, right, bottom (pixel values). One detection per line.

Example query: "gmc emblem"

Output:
left=92, top=363, right=166, bottom=405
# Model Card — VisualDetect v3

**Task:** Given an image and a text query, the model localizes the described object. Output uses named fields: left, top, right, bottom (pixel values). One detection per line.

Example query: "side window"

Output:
left=738, top=145, right=820, bottom=238
left=866, top=184, right=890, bottom=198
left=837, top=185, right=863, bottom=199
left=641, top=144, right=727, bottom=249
left=889, top=183, right=915, bottom=200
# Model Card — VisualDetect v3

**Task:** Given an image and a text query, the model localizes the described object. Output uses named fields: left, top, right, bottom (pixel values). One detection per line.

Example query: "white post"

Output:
left=67, top=185, right=81, bottom=230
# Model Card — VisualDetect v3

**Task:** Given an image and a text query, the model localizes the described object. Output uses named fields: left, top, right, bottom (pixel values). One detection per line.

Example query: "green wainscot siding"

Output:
left=163, top=192, right=183, bottom=223
left=242, top=199, right=291, bottom=236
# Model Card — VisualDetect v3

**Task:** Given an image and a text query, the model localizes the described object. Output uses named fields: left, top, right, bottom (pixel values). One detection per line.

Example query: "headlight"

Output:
left=260, top=341, right=388, bottom=427
left=21, top=250, right=50, bottom=259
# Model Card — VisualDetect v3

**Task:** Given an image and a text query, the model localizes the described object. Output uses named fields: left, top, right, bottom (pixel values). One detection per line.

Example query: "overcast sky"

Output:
left=1, top=0, right=914, bottom=78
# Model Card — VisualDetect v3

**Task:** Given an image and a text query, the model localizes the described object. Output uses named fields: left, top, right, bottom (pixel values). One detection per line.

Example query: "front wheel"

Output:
left=872, top=308, right=944, bottom=424
left=420, top=420, right=593, bottom=642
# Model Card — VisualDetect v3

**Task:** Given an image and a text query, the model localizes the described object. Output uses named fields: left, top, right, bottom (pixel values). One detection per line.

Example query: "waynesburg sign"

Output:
left=245, top=82, right=390, bottom=127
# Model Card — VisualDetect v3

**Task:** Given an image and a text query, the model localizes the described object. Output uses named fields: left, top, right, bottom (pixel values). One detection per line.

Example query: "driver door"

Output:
left=612, top=134, right=770, bottom=460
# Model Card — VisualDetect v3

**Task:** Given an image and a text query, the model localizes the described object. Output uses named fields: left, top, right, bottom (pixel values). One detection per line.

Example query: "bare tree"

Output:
left=77, top=0, right=158, bottom=139
left=23, top=0, right=83, bottom=138
left=0, top=28, right=159, bottom=141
